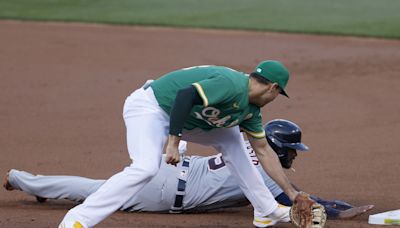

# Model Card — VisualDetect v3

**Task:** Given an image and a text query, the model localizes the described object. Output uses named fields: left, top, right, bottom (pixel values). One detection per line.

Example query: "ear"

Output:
left=271, top=83, right=280, bottom=91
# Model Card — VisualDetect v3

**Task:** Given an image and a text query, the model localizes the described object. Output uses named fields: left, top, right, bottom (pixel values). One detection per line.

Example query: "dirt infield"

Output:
left=1, top=20, right=400, bottom=227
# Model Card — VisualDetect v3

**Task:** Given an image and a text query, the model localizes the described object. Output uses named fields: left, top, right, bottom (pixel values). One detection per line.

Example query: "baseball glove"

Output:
left=290, top=192, right=327, bottom=228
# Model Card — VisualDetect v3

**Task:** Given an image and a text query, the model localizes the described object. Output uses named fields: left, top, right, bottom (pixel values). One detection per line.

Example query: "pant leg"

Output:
left=121, top=155, right=178, bottom=212
left=62, top=87, right=169, bottom=227
left=183, top=127, right=278, bottom=217
left=8, top=169, right=104, bottom=202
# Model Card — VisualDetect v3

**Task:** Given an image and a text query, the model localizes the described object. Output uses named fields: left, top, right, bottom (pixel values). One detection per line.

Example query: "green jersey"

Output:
left=150, top=65, right=265, bottom=138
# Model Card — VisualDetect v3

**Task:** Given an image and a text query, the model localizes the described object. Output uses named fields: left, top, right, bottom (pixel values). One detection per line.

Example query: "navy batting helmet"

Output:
left=264, top=119, right=309, bottom=168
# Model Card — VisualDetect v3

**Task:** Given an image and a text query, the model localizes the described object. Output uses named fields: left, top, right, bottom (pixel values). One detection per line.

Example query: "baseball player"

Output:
left=45, top=60, right=309, bottom=227
left=3, top=119, right=373, bottom=221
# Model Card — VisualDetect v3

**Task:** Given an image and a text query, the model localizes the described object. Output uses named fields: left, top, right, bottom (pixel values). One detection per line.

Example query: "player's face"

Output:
left=254, top=83, right=281, bottom=107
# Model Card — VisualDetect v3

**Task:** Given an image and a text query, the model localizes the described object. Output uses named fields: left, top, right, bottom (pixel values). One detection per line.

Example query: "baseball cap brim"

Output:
left=280, top=89, right=289, bottom=98
left=285, top=142, right=309, bottom=151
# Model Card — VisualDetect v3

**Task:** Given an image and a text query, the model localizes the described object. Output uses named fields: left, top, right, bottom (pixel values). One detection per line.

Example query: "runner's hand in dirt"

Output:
left=311, top=196, right=374, bottom=219
left=337, top=205, right=374, bottom=219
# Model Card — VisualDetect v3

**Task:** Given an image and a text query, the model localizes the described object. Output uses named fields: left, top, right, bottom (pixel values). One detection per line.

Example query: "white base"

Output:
left=368, top=209, right=400, bottom=225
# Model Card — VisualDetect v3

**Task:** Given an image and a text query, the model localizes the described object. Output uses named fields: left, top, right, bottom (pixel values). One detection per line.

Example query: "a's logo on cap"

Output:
left=256, top=68, right=262, bottom=73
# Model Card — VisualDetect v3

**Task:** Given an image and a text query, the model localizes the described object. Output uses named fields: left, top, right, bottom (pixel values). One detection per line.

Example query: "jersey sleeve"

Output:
left=192, top=75, right=235, bottom=107
left=240, top=109, right=265, bottom=139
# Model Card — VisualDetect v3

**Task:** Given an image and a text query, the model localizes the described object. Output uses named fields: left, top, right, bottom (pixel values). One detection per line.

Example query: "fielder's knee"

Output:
left=123, top=163, right=159, bottom=180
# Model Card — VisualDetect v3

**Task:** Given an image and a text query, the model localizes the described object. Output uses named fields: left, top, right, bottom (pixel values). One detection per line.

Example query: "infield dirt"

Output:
left=1, top=20, right=399, bottom=227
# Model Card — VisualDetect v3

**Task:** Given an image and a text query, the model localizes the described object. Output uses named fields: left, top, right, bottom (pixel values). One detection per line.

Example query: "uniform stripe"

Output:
left=254, top=219, right=272, bottom=225
left=192, top=83, right=209, bottom=107
left=242, top=129, right=265, bottom=139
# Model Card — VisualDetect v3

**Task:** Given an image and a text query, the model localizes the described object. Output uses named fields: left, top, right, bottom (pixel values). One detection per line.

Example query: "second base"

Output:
left=368, top=209, right=400, bottom=225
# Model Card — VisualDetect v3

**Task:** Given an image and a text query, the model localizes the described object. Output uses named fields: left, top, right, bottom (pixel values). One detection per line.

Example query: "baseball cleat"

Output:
left=58, top=219, right=86, bottom=228
left=3, top=170, right=15, bottom=191
left=3, top=169, right=48, bottom=202
left=253, top=204, right=291, bottom=227
left=58, top=221, right=84, bottom=228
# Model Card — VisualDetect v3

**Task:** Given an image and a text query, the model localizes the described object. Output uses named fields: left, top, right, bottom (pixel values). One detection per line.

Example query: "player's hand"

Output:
left=166, top=145, right=180, bottom=166
left=337, top=205, right=374, bottom=219
left=166, top=135, right=181, bottom=166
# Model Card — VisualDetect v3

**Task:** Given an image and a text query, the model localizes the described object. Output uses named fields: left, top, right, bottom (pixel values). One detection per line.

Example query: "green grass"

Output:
left=0, top=0, right=399, bottom=39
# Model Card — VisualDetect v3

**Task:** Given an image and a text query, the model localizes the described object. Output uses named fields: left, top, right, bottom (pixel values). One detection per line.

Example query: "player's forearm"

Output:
left=256, top=150, right=298, bottom=201
left=291, top=183, right=301, bottom=191
left=166, top=134, right=181, bottom=148
left=249, top=137, right=298, bottom=201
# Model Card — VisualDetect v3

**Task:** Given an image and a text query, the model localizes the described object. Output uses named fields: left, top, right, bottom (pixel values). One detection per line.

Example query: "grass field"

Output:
left=0, top=0, right=399, bottom=39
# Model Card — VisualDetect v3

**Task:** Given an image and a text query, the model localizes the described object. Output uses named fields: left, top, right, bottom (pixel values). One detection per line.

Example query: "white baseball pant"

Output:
left=60, top=86, right=277, bottom=227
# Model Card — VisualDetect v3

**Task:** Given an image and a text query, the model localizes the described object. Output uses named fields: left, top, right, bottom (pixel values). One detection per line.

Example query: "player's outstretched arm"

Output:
left=274, top=192, right=374, bottom=219
left=310, top=196, right=374, bottom=219
left=4, top=169, right=105, bottom=202
left=335, top=205, right=375, bottom=219
left=247, top=135, right=298, bottom=201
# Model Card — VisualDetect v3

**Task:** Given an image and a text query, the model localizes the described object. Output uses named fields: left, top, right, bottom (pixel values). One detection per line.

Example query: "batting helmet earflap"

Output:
left=264, top=119, right=309, bottom=168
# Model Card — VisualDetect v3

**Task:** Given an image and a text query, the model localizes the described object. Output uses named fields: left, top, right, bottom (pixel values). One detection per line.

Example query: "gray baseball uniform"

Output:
left=7, top=141, right=283, bottom=213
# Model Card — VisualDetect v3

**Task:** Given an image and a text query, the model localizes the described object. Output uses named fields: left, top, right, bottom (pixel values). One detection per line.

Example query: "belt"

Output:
left=170, top=156, right=190, bottom=213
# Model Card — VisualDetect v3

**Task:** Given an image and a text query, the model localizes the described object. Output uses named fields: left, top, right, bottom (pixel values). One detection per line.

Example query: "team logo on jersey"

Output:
left=244, top=113, right=253, bottom=120
left=232, top=102, right=240, bottom=109
left=194, top=107, right=238, bottom=128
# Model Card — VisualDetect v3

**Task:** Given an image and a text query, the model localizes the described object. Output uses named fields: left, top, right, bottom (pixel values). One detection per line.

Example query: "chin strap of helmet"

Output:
left=267, top=136, right=291, bottom=168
